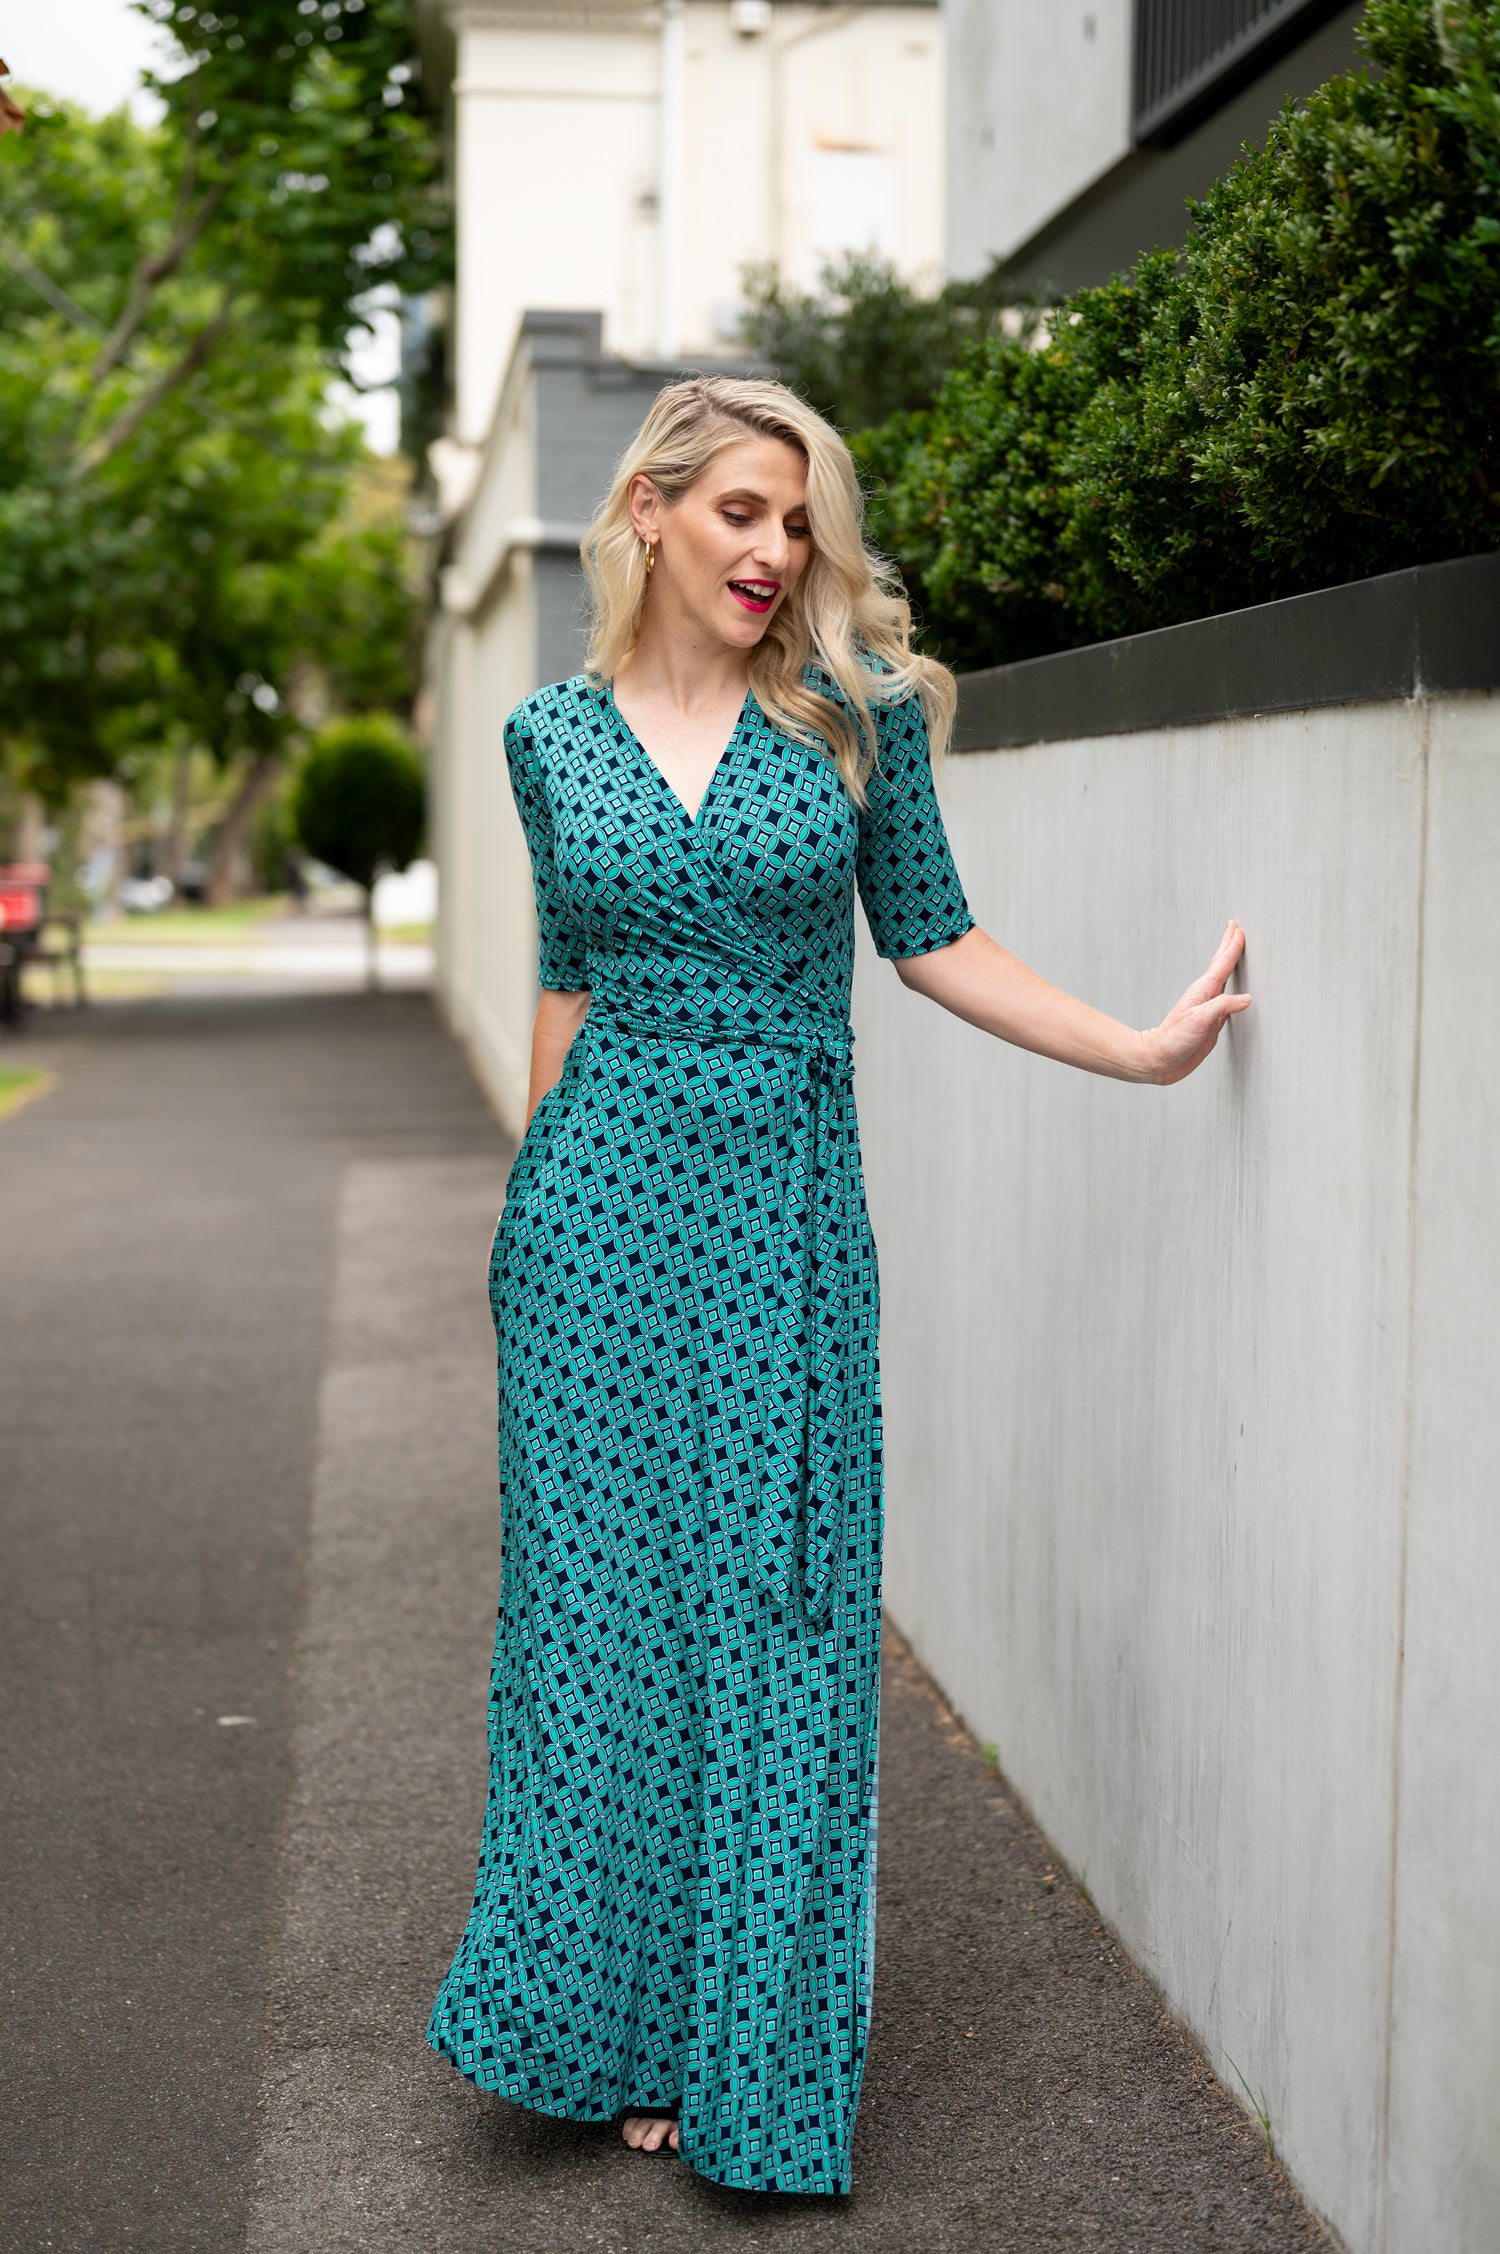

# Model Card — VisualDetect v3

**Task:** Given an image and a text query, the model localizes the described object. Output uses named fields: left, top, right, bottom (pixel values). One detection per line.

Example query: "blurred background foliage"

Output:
left=0, top=0, right=445, bottom=896
left=738, top=253, right=1008, bottom=435
left=749, top=0, right=1500, bottom=672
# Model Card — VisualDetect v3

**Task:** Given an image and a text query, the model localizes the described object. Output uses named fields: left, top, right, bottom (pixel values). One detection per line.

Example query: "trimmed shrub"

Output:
left=861, top=0, right=1500, bottom=667
left=291, top=714, right=425, bottom=895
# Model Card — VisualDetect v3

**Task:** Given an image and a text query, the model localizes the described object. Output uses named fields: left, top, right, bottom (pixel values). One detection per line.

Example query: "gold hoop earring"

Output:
left=644, top=541, right=656, bottom=574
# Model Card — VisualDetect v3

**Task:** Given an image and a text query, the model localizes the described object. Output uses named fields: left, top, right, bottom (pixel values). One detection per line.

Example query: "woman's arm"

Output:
left=525, top=988, right=591, bottom=1128
left=895, top=921, right=1250, bottom=1088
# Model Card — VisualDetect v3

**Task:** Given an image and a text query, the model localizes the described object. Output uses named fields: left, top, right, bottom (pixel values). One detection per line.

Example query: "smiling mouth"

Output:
left=727, top=580, right=779, bottom=613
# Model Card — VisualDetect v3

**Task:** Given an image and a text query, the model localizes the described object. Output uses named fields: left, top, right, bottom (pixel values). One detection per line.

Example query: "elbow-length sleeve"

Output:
left=504, top=708, right=591, bottom=991
left=855, top=690, right=976, bottom=960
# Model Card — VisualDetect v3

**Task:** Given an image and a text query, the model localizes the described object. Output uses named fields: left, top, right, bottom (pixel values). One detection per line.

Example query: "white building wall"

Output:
left=432, top=336, right=546, bottom=1123
left=453, top=13, right=659, bottom=444
left=944, top=0, right=1131, bottom=276
left=849, top=692, right=1500, bottom=2254
left=447, top=0, right=944, bottom=447
left=433, top=310, right=764, bottom=1131
left=678, top=2, right=945, bottom=331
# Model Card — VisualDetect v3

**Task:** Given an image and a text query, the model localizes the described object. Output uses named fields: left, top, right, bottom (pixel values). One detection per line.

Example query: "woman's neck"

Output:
left=616, top=606, right=752, bottom=718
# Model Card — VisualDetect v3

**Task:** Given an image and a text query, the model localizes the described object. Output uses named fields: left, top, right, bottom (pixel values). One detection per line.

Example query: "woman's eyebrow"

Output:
left=714, top=487, right=811, bottom=515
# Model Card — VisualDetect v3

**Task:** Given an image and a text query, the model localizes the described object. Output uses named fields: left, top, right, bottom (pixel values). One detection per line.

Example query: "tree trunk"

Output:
left=165, top=744, right=194, bottom=887
left=205, top=750, right=276, bottom=908
left=12, top=792, right=46, bottom=867
left=364, top=886, right=380, bottom=993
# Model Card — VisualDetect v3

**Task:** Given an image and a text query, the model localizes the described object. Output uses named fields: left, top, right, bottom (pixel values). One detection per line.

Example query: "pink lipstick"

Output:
left=727, top=579, right=779, bottom=613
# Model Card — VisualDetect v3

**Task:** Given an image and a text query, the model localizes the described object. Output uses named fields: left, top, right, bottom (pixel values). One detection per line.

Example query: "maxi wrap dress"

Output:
left=427, top=670, right=974, bottom=2195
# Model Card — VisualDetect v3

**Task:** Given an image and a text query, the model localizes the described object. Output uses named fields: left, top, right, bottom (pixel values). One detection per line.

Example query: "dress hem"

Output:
left=427, top=2030, right=852, bottom=2198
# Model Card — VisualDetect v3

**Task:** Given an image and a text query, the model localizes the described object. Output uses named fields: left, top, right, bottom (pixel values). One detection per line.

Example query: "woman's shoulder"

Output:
left=802, top=652, right=921, bottom=718
left=505, top=675, right=598, bottom=745
left=801, top=658, right=928, bottom=777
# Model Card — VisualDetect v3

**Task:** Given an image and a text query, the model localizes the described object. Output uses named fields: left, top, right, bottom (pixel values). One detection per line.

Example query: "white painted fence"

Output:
left=851, top=691, right=1499, bottom=2254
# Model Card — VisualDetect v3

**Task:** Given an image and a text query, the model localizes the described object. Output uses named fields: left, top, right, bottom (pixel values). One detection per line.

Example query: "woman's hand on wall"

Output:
left=1140, top=921, right=1251, bottom=1085
left=895, top=920, right=1250, bottom=1086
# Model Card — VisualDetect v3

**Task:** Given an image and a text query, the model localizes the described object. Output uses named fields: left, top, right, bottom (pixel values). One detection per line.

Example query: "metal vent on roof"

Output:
left=1133, top=0, right=1351, bottom=145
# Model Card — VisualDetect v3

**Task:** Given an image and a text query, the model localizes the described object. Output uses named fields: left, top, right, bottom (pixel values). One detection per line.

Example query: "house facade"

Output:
left=419, top=0, right=944, bottom=456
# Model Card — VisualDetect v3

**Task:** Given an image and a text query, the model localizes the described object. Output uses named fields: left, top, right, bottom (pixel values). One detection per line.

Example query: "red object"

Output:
left=0, top=886, right=42, bottom=933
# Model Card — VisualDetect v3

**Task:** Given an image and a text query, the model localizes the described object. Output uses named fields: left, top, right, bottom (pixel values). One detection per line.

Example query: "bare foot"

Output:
left=622, top=2113, right=679, bottom=2153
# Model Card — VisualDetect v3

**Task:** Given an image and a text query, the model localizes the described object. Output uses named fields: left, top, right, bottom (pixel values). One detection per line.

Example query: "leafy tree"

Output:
left=1090, top=0, right=1500, bottom=615
left=286, top=509, right=424, bottom=719
left=59, top=0, right=447, bottom=482
left=860, top=0, right=1500, bottom=668
left=0, top=72, right=429, bottom=883
left=290, top=713, right=424, bottom=983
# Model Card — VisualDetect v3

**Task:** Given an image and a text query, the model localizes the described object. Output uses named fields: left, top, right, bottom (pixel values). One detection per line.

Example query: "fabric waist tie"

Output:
left=586, top=999, right=856, bottom=1633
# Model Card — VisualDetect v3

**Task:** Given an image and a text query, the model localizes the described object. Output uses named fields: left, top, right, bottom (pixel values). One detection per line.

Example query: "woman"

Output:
left=427, top=377, right=1249, bottom=2196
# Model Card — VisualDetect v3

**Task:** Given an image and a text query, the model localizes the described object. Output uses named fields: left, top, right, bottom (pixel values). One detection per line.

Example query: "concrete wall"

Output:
left=945, top=0, right=1132, bottom=279
left=850, top=692, right=1499, bottom=2254
left=452, top=10, right=659, bottom=442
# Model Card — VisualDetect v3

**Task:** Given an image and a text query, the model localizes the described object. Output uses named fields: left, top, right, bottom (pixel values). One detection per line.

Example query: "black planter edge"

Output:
left=951, top=552, right=1500, bottom=755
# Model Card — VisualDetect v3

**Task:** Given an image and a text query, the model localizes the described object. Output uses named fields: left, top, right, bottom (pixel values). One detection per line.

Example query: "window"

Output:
left=809, top=146, right=896, bottom=264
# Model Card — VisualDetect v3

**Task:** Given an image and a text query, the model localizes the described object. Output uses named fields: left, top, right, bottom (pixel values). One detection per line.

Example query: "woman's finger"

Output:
left=1180, top=924, right=1245, bottom=1008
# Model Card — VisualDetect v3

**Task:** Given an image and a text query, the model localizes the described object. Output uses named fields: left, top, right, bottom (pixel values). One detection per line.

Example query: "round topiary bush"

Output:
left=291, top=715, right=424, bottom=984
left=291, top=714, right=425, bottom=894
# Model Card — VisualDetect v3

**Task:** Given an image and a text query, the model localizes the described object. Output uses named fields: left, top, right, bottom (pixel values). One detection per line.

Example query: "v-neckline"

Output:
left=605, top=681, right=752, bottom=831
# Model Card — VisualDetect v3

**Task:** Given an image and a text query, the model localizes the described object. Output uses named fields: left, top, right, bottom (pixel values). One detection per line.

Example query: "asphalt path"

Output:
left=0, top=990, right=1335, bottom=2252
left=0, top=992, right=496, bottom=2253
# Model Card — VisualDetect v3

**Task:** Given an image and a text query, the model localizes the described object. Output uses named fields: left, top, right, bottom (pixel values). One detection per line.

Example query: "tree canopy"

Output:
left=53, top=0, right=446, bottom=482
left=0, top=3, right=442, bottom=813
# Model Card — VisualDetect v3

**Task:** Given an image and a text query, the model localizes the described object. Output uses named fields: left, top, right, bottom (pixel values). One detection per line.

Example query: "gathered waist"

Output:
left=584, top=997, right=854, bottom=1088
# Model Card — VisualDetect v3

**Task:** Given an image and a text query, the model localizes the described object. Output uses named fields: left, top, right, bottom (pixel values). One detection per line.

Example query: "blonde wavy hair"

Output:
left=580, top=376, right=955, bottom=802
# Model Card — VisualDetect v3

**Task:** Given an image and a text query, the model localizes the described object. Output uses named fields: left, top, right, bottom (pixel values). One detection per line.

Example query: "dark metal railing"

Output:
left=1133, top=0, right=1349, bottom=145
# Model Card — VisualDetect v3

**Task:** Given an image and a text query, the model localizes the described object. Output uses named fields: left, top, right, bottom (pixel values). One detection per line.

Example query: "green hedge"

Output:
left=857, top=0, right=1500, bottom=670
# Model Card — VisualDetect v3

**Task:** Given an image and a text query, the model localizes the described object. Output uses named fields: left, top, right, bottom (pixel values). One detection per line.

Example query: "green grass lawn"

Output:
left=93, top=897, right=290, bottom=946
left=0, top=1065, right=55, bottom=1122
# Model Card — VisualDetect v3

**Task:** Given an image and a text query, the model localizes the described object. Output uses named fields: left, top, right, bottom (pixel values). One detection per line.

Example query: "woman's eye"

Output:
left=722, top=510, right=752, bottom=526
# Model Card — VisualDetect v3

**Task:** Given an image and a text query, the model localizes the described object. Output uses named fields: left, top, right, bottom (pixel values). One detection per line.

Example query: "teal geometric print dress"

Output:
left=427, top=670, right=973, bottom=2195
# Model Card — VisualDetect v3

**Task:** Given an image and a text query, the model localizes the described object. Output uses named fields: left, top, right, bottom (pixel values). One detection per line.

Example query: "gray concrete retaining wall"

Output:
left=852, top=676, right=1498, bottom=2254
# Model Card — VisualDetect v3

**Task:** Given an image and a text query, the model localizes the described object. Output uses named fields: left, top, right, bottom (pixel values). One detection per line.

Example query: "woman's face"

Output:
left=628, top=435, right=812, bottom=652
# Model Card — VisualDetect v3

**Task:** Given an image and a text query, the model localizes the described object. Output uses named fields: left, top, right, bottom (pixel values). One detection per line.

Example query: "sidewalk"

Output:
left=0, top=991, right=1334, bottom=2253
left=79, top=907, right=434, bottom=996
